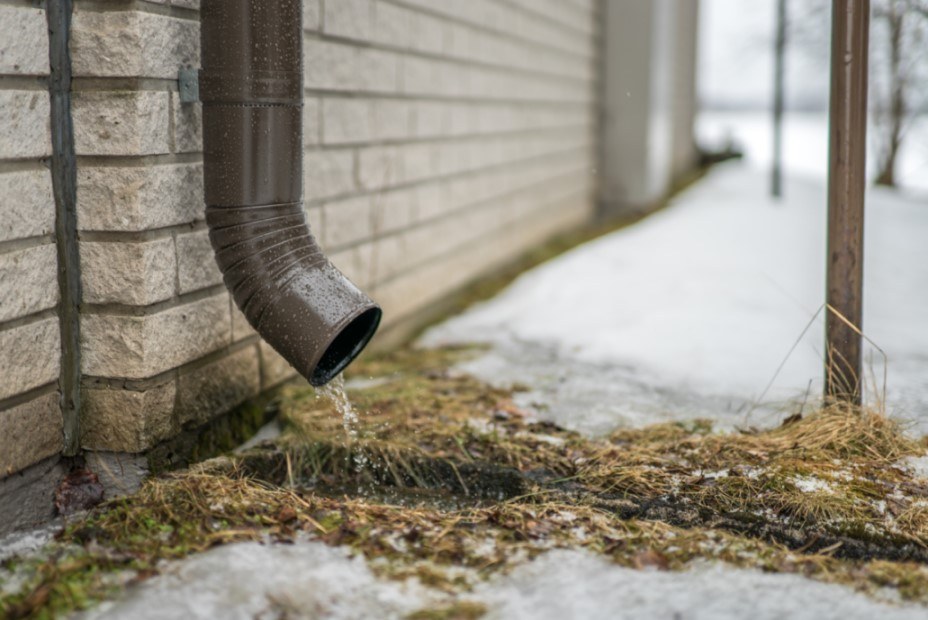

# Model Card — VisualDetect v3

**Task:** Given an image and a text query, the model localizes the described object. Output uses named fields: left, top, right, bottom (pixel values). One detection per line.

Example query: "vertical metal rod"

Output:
left=825, top=0, right=870, bottom=404
left=771, top=0, right=787, bottom=198
left=47, top=0, right=83, bottom=455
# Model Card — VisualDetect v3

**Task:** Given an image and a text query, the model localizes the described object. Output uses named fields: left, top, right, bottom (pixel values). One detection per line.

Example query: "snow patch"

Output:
left=0, top=522, right=60, bottom=563
left=902, top=456, right=928, bottom=480
left=474, top=549, right=928, bottom=620
left=423, top=164, right=928, bottom=435
left=81, top=540, right=441, bottom=620
left=792, top=476, right=834, bottom=494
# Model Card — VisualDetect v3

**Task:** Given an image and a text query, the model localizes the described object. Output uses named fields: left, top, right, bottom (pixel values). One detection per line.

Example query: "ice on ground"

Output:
left=80, top=539, right=440, bottom=620
left=76, top=541, right=928, bottom=620
left=902, top=455, right=928, bottom=480
left=422, top=163, right=928, bottom=434
left=0, top=522, right=59, bottom=563
left=475, top=549, right=927, bottom=620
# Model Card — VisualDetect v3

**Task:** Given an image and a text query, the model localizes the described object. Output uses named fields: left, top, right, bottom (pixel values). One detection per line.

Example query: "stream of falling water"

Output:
left=317, top=374, right=369, bottom=474
left=318, top=374, right=359, bottom=439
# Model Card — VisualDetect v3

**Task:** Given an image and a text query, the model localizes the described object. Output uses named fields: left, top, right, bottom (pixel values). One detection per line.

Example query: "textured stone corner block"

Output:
left=0, top=244, right=59, bottom=322
left=82, top=381, right=177, bottom=453
left=171, top=93, right=202, bottom=153
left=0, top=392, right=63, bottom=478
left=0, top=6, right=50, bottom=75
left=259, top=341, right=298, bottom=389
left=81, top=293, right=231, bottom=379
left=0, top=170, right=55, bottom=243
left=81, top=238, right=176, bottom=305
left=0, top=91, right=51, bottom=159
left=175, top=346, right=260, bottom=427
left=77, top=163, right=202, bottom=232
left=176, top=229, right=222, bottom=294
left=0, top=319, right=60, bottom=401
left=73, top=91, right=170, bottom=156
left=71, top=10, right=199, bottom=79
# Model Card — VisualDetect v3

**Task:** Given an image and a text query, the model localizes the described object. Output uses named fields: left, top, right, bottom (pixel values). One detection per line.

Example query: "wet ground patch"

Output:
left=4, top=346, right=928, bottom=618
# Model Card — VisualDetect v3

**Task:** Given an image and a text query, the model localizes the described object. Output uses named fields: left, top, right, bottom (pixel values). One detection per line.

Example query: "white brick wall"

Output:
left=0, top=91, right=51, bottom=159
left=298, top=0, right=599, bottom=336
left=0, top=319, right=60, bottom=402
left=0, top=170, right=55, bottom=243
left=0, top=6, right=49, bottom=75
left=0, top=3, right=62, bottom=476
left=0, top=0, right=600, bottom=471
left=71, top=11, right=199, bottom=79
left=0, top=245, right=59, bottom=322
left=81, top=294, right=232, bottom=379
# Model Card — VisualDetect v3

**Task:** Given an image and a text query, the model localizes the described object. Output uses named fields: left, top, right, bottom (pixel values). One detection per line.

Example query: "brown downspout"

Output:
left=200, top=0, right=381, bottom=386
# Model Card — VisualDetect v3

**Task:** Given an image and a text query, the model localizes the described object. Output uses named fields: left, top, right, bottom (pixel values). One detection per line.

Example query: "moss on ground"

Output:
left=4, top=346, right=928, bottom=619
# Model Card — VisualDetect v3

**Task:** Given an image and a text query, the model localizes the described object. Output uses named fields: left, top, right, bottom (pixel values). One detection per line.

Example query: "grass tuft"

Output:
left=4, top=346, right=928, bottom=618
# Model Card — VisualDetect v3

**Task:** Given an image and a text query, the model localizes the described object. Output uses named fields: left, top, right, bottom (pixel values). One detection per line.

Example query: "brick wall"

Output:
left=0, top=3, right=62, bottom=478
left=0, top=0, right=599, bottom=480
left=305, top=0, right=598, bottom=329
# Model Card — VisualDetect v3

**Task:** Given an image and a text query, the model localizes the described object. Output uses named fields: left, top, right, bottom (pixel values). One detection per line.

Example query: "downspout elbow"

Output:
left=200, top=0, right=381, bottom=386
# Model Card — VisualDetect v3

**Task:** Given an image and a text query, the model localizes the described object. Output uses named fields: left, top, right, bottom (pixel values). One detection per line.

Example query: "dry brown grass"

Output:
left=5, top=345, right=928, bottom=619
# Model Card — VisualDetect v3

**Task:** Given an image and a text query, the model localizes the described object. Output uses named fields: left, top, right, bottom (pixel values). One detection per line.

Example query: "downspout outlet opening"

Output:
left=311, top=306, right=382, bottom=386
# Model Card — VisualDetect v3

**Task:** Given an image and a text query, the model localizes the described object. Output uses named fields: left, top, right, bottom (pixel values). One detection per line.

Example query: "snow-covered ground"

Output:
left=698, top=110, right=928, bottom=196
left=476, top=550, right=928, bottom=620
left=21, top=114, right=928, bottom=620
left=83, top=542, right=928, bottom=620
left=80, top=540, right=442, bottom=620
left=423, top=139, right=928, bottom=434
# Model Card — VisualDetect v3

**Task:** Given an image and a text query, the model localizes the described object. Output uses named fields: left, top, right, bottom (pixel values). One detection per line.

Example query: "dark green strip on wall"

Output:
left=47, top=0, right=83, bottom=457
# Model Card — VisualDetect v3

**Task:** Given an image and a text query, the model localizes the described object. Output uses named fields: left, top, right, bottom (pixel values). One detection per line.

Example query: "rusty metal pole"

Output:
left=771, top=0, right=787, bottom=199
left=825, top=0, right=870, bottom=404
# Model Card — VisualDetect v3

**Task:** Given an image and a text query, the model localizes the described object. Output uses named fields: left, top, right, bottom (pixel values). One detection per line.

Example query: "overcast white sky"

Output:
left=698, top=0, right=831, bottom=110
